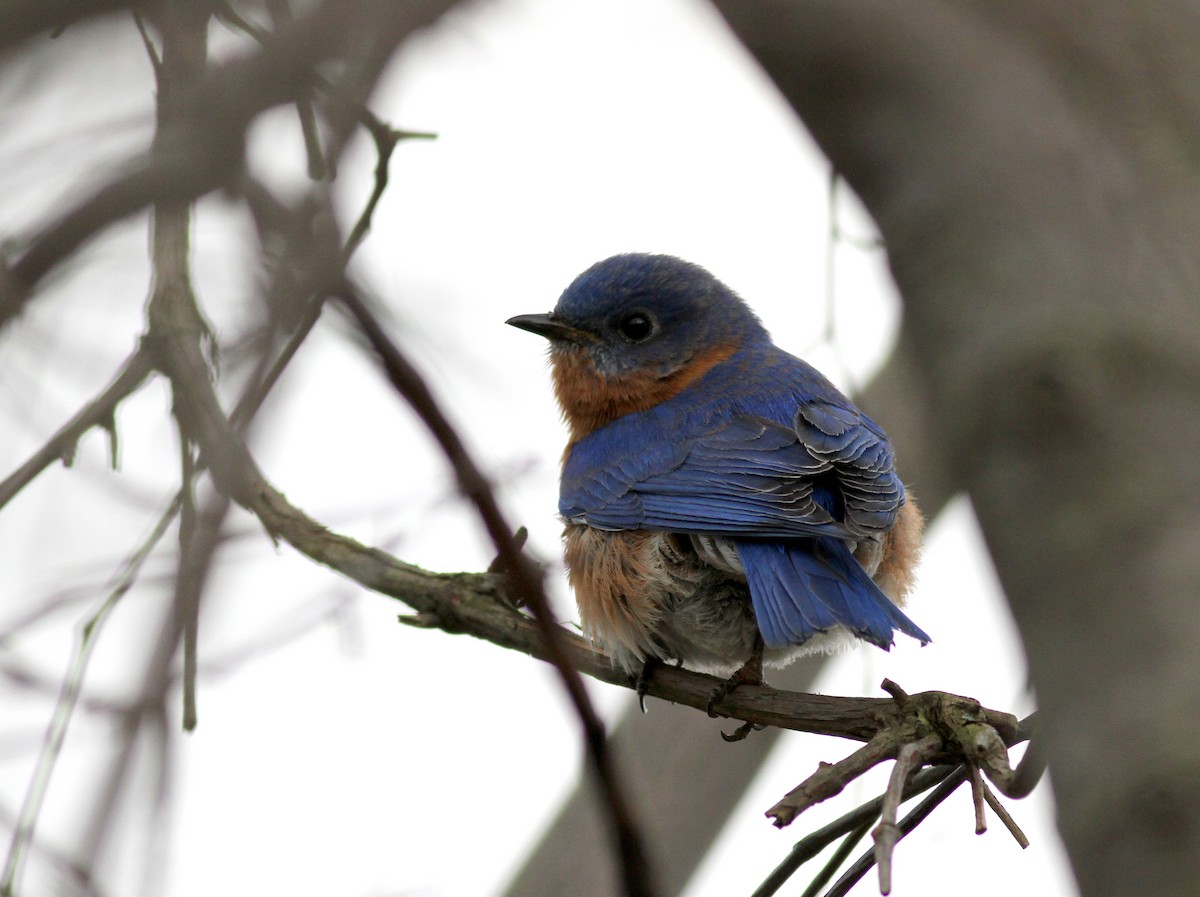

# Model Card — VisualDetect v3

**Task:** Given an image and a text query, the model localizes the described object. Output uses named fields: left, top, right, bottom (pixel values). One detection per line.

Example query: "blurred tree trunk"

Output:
left=713, top=4, right=1200, bottom=897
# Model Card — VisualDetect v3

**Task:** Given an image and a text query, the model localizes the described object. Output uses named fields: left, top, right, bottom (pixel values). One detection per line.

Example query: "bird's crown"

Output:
left=546, top=253, right=766, bottom=378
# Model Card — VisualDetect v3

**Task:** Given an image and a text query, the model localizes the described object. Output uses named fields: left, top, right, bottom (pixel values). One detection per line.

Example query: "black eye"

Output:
left=617, top=312, right=655, bottom=343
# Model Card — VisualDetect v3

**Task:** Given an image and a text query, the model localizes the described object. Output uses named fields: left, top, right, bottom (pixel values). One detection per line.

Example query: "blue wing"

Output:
left=737, top=538, right=931, bottom=649
left=561, top=399, right=905, bottom=542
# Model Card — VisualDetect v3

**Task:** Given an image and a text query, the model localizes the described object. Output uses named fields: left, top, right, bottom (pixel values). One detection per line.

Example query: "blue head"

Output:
left=508, top=254, right=768, bottom=379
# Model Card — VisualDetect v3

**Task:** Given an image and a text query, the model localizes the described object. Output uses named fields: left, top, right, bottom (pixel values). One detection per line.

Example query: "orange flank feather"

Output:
left=562, top=524, right=664, bottom=663
left=869, top=495, right=924, bottom=606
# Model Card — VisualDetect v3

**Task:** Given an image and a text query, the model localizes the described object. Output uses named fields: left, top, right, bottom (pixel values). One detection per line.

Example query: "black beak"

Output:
left=506, top=313, right=594, bottom=344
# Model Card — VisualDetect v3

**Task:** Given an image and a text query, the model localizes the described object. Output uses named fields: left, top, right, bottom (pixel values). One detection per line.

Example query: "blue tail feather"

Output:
left=736, top=538, right=931, bottom=650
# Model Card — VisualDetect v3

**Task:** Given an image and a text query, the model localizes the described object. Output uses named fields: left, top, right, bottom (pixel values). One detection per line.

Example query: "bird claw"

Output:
left=706, top=638, right=765, bottom=717
left=706, top=663, right=763, bottom=716
left=721, top=721, right=766, bottom=743
left=635, top=658, right=662, bottom=713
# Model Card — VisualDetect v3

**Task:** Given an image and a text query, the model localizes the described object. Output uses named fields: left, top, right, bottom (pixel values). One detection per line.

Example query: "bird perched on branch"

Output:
left=508, top=254, right=928, bottom=695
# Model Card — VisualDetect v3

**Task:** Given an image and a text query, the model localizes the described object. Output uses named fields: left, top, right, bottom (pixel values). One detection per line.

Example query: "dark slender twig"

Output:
left=334, top=285, right=659, bottom=897
left=213, top=0, right=433, bottom=263
left=800, top=821, right=872, bottom=897
left=824, top=766, right=970, bottom=897
left=265, top=0, right=327, bottom=180
left=750, top=765, right=959, bottom=897
left=340, top=119, right=400, bottom=262
left=177, top=436, right=200, bottom=731
left=209, top=0, right=268, bottom=40
left=132, top=11, right=162, bottom=79
left=982, top=781, right=1030, bottom=848
left=758, top=709, right=1037, bottom=897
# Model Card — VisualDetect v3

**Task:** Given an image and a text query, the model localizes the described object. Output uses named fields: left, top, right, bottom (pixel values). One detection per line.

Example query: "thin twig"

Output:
left=0, top=498, right=180, bottom=897
left=969, top=762, right=988, bottom=834
left=750, top=765, right=958, bottom=897
left=131, top=11, right=162, bottom=80
left=214, top=0, right=432, bottom=261
left=334, top=286, right=659, bottom=897
left=872, top=733, right=942, bottom=894
left=340, top=118, right=399, bottom=262
left=178, top=437, right=200, bottom=731
left=210, top=0, right=269, bottom=41
left=768, top=735, right=897, bottom=827
left=982, top=781, right=1030, bottom=848
left=0, top=347, right=154, bottom=512
left=824, top=766, right=970, bottom=897
left=799, top=821, right=872, bottom=897
left=265, top=0, right=327, bottom=180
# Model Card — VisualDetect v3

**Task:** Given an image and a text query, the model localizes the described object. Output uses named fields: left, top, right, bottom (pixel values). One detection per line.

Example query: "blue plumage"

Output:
left=509, top=253, right=929, bottom=675
left=737, top=539, right=930, bottom=649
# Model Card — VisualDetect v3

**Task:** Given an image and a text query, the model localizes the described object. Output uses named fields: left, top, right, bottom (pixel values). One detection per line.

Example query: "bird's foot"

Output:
left=721, top=720, right=767, bottom=743
left=705, top=661, right=763, bottom=717
left=707, top=636, right=765, bottom=741
left=635, top=658, right=662, bottom=713
left=634, top=657, right=685, bottom=712
left=706, top=644, right=765, bottom=718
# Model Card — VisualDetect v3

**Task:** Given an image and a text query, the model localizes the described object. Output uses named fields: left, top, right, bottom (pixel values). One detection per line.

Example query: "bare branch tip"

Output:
left=879, top=678, right=909, bottom=706
left=398, top=611, right=442, bottom=629
left=982, top=783, right=1031, bottom=849
left=968, top=762, right=988, bottom=834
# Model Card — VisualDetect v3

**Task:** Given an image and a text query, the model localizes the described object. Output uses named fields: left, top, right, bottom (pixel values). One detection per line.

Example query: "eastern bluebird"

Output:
left=508, top=254, right=928, bottom=691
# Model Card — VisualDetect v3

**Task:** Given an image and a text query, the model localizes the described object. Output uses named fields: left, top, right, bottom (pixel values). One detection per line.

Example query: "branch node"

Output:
left=880, top=678, right=909, bottom=707
left=397, top=611, right=443, bottom=629
left=59, top=441, right=77, bottom=468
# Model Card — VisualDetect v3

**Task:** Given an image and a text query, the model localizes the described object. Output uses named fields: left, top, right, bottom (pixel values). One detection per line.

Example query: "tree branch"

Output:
left=0, top=0, right=457, bottom=330
left=333, top=285, right=659, bottom=897
left=0, top=346, right=154, bottom=512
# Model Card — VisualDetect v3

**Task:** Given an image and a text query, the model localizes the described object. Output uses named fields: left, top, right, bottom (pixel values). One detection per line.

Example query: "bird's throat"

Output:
left=552, top=341, right=739, bottom=444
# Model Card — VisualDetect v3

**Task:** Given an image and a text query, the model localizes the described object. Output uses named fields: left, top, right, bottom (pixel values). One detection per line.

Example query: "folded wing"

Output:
left=561, top=402, right=905, bottom=542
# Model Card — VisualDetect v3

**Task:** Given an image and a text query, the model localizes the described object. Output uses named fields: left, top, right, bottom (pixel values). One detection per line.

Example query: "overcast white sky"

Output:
left=0, top=2, right=1077, bottom=896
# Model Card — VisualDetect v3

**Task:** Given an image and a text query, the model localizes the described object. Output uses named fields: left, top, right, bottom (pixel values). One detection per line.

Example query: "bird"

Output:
left=507, top=253, right=929, bottom=696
